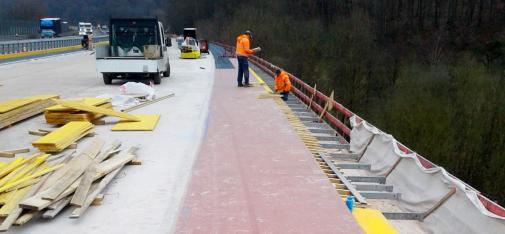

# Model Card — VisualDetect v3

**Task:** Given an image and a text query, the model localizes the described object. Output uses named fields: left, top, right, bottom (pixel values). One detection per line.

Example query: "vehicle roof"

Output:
left=41, top=18, right=60, bottom=21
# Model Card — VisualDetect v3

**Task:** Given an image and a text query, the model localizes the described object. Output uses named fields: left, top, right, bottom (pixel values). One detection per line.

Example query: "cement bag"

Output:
left=120, top=82, right=155, bottom=100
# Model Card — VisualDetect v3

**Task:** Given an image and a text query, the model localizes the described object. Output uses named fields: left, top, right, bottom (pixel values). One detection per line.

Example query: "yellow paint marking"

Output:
left=0, top=41, right=109, bottom=60
left=249, top=67, right=273, bottom=93
left=353, top=208, right=397, bottom=234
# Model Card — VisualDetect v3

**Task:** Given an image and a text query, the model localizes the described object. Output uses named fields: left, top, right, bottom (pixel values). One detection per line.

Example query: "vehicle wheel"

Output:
left=103, top=74, right=112, bottom=85
left=163, top=64, right=170, bottom=77
left=153, top=73, right=161, bottom=84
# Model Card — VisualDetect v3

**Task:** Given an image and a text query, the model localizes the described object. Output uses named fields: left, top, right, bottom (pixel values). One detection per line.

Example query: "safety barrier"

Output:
left=212, top=41, right=505, bottom=219
left=0, top=35, right=108, bottom=55
left=213, top=42, right=354, bottom=138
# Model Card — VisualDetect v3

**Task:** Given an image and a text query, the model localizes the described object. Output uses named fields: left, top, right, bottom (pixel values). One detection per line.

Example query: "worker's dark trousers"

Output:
left=281, top=91, right=289, bottom=101
left=237, top=56, right=249, bottom=85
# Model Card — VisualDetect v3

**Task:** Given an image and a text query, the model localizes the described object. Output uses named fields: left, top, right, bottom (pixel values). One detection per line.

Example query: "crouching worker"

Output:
left=274, top=68, right=292, bottom=101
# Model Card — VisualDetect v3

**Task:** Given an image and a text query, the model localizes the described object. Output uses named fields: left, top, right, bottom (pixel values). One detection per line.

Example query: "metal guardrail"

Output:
left=0, top=35, right=108, bottom=55
left=212, top=41, right=505, bottom=218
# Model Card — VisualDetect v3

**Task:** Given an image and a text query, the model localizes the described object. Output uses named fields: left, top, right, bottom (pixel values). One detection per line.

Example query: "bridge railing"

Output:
left=212, top=41, right=505, bottom=219
left=0, top=35, right=108, bottom=55
left=213, top=41, right=355, bottom=139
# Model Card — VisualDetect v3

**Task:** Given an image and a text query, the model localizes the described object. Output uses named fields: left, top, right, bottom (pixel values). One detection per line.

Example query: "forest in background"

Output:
left=0, top=0, right=167, bottom=24
left=168, top=0, right=505, bottom=203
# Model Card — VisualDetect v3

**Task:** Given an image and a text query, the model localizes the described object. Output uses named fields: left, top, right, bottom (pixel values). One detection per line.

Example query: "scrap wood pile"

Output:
left=0, top=138, right=140, bottom=232
left=0, top=95, right=59, bottom=129
left=44, top=97, right=112, bottom=125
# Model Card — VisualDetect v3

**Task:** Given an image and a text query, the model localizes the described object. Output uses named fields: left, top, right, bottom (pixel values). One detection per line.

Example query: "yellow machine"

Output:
left=180, top=41, right=200, bottom=59
left=180, top=28, right=201, bottom=59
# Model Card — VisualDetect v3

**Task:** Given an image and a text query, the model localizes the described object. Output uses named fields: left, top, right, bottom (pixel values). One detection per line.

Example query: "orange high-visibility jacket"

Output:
left=235, top=34, right=254, bottom=56
left=275, top=71, right=292, bottom=92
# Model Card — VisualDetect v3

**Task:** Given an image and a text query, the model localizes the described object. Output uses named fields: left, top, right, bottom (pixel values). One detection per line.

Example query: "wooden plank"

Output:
left=111, top=114, right=160, bottom=131
left=53, top=99, right=140, bottom=121
left=122, top=93, right=175, bottom=112
left=91, top=193, right=104, bottom=206
left=95, top=140, right=121, bottom=163
left=0, top=152, right=14, bottom=158
left=20, top=146, right=135, bottom=211
left=70, top=167, right=120, bottom=218
left=41, top=154, right=93, bottom=200
left=42, top=196, right=71, bottom=219
left=0, top=148, right=29, bottom=154
left=13, top=210, right=38, bottom=226
left=0, top=173, right=47, bottom=232
left=70, top=163, right=97, bottom=207
left=0, top=163, right=64, bottom=193
left=28, top=130, right=47, bottom=136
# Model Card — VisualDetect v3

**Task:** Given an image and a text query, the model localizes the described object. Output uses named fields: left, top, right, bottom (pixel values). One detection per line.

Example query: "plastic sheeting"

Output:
left=349, top=116, right=505, bottom=234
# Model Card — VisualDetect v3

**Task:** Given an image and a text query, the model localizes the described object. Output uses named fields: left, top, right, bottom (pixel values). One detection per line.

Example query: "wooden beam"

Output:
left=70, top=163, right=97, bottom=207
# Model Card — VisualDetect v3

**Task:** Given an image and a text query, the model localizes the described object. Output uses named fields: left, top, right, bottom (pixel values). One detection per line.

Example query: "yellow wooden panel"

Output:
left=53, top=99, right=140, bottom=121
left=353, top=208, right=397, bottom=234
left=0, top=94, right=58, bottom=113
left=32, top=122, right=93, bottom=152
left=46, top=97, right=111, bottom=111
left=112, top=114, right=160, bottom=131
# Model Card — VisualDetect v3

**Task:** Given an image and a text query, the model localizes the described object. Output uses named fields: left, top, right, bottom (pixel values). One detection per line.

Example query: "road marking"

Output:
left=249, top=67, right=273, bottom=93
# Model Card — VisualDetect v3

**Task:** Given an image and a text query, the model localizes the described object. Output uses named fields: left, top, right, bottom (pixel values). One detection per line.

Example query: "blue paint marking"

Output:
left=208, top=44, right=234, bottom=69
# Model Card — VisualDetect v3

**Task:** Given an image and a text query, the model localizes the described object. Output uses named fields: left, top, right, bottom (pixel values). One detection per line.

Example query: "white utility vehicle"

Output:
left=79, top=22, right=93, bottom=35
left=95, top=18, right=171, bottom=84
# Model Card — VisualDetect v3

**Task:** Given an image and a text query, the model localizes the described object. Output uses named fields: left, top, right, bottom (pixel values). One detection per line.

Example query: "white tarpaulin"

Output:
left=349, top=115, right=505, bottom=234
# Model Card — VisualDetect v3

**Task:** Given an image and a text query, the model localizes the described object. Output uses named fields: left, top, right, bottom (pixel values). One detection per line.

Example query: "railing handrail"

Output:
left=0, top=35, right=108, bottom=45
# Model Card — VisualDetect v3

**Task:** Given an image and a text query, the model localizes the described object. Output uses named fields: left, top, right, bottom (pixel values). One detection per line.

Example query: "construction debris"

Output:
left=44, top=98, right=112, bottom=125
left=32, top=122, right=94, bottom=152
left=0, top=149, right=30, bottom=158
left=0, top=153, right=64, bottom=231
left=0, top=138, right=140, bottom=232
left=53, top=99, right=140, bottom=122
left=111, top=114, right=160, bottom=131
left=0, top=95, right=59, bottom=130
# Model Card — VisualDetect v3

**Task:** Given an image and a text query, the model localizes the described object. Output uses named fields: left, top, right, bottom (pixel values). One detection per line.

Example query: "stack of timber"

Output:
left=0, top=138, right=140, bottom=232
left=0, top=153, right=64, bottom=231
left=0, top=95, right=59, bottom=129
left=32, top=122, right=94, bottom=152
left=44, top=98, right=112, bottom=125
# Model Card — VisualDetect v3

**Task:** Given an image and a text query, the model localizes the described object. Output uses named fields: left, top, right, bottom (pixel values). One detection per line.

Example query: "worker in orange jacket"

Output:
left=274, top=68, right=292, bottom=101
left=235, top=30, right=258, bottom=87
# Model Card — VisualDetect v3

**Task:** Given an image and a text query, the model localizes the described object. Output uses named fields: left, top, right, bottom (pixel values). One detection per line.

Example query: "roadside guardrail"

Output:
left=0, top=35, right=108, bottom=55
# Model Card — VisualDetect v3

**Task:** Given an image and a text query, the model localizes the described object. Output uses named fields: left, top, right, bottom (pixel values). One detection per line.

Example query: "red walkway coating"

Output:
left=175, top=68, right=363, bottom=233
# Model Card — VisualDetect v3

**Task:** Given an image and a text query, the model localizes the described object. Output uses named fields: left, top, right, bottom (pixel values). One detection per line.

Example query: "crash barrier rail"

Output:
left=0, top=35, right=108, bottom=55
left=212, top=41, right=505, bottom=217
left=213, top=41, right=353, bottom=139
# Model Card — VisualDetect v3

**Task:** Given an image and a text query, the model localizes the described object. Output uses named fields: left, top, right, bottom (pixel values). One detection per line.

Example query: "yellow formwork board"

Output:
left=352, top=208, right=397, bottom=234
left=46, top=97, right=111, bottom=112
left=32, top=121, right=93, bottom=152
left=112, top=114, right=160, bottom=131
left=180, top=50, right=201, bottom=59
left=53, top=99, right=140, bottom=121
left=0, top=94, right=59, bottom=113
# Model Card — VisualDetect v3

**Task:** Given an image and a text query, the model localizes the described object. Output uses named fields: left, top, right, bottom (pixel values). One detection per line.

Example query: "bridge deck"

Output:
left=175, top=63, right=362, bottom=233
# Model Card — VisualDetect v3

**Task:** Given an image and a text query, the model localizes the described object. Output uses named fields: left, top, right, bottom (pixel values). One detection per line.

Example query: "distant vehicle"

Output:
left=79, top=22, right=93, bottom=36
left=181, top=28, right=201, bottom=59
left=183, top=28, right=198, bottom=43
left=180, top=37, right=200, bottom=59
left=176, top=36, right=184, bottom=49
left=40, top=18, right=62, bottom=38
left=95, top=18, right=171, bottom=85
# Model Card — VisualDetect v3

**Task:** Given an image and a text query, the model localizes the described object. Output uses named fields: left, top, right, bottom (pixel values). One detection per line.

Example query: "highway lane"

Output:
left=0, top=45, right=215, bottom=233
